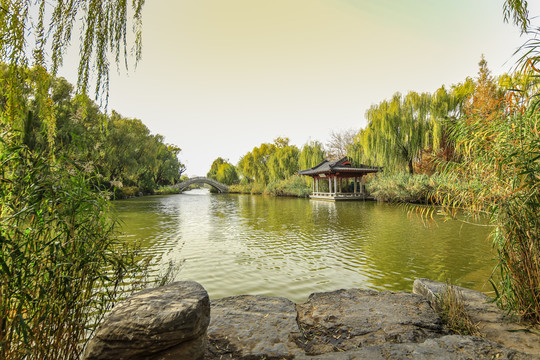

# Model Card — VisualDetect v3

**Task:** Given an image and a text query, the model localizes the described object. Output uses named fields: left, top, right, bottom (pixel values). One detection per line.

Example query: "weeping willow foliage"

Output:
left=358, top=92, right=432, bottom=174
left=346, top=142, right=363, bottom=167
left=503, top=0, right=530, bottom=33
left=1, top=1, right=147, bottom=358
left=0, top=0, right=144, bottom=104
left=238, top=142, right=277, bottom=184
left=267, top=145, right=300, bottom=183
left=207, top=157, right=238, bottom=185
left=434, top=92, right=540, bottom=323
left=237, top=138, right=301, bottom=185
left=354, top=85, right=475, bottom=174
left=298, top=140, right=325, bottom=170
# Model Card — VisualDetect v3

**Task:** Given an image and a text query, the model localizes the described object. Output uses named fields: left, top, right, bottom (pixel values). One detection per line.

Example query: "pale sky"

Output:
left=57, top=0, right=538, bottom=177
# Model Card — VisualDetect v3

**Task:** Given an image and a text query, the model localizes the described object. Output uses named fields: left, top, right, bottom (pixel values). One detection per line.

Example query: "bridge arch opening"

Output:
left=175, top=177, right=229, bottom=193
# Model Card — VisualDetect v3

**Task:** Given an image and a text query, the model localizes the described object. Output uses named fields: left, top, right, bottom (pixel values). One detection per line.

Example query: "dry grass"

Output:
left=437, top=284, right=481, bottom=336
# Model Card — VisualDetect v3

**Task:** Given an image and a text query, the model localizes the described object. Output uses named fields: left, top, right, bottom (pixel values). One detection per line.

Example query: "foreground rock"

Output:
left=206, top=288, right=537, bottom=359
left=413, top=278, right=540, bottom=357
left=206, top=295, right=304, bottom=359
left=295, top=335, right=532, bottom=359
left=83, top=281, right=210, bottom=360
left=85, top=280, right=539, bottom=359
left=295, top=289, right=449, bottom=355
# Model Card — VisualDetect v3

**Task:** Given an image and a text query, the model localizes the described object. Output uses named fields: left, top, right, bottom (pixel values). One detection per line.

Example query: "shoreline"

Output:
left=83, top=279, right=540, bottom=360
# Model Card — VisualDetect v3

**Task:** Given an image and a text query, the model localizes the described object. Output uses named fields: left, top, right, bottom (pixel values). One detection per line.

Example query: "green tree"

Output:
left=208, top=157, right=238, bottom=185
left=238, top=142, right=278, bottom=184
left=359, top=91, right=434, bottom=174
left=0, top=1, right=147, bottom=358
left=299, top=140, right=325, bottom=170
left=237, top=138, right=301, bottom=185
left=154, top=143, right=185, bottom=186
left=216, top=162, right=239, bottom=185
left=267, top=144, right=300, bottom=182
left=207, top=157, right=228, bottom=179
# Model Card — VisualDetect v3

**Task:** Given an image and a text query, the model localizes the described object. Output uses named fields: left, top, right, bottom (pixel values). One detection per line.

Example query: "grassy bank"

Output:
left=228, top=175, right=311, bottom=198
left=366, top=173, right=442, bottom=204
left=227, top=173, right=440, bottom=202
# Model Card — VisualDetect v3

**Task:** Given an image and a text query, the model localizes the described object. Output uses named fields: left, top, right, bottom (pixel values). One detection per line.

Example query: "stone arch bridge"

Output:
left=175, top=177, right=229, bottom=193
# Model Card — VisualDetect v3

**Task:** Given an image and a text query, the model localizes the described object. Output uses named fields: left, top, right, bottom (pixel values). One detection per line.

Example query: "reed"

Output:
left=367, top=173, right=440, bottom=204
left=436, top=284, right=480, bottom=336
left=264, top=175, right=311, bottom=198
left=434, top=95, right=540, bottom=323
left=0, top=143, right=144, bottom=359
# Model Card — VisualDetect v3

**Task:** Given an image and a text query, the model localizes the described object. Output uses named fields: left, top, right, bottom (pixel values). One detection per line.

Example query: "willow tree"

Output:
left=237, top=141, right=278, bottom=184
left=503, top=0, right=530, bottom=33
left=346, top=141, right=364, bottom=167
left=428, top=81, right=475, bottom=163
left=267, top=143, right=300, bottom=183
left=1, top=2, right=146, bottom=359
left=208, top=157, right=238, bottom=185
left=359, top=91, right=434, bottom=174
left=298, top=140, right=325, bottom=170
left=1, top=0, right=144, bottom=154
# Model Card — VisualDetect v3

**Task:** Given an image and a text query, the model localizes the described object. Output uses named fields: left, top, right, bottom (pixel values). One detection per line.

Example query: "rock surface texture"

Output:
left=83, top=281, right=210, bottom=360
left=413, top=278, right=540, bottom=358
left=85, top=280, right=539, bottom=359
left=294, top=335, right=533, bottom=359
left=206, top=295, right=305, bottom=359
left=206, top=287, right=538, bottom=359
left=295, top=289, right=449, bottom=355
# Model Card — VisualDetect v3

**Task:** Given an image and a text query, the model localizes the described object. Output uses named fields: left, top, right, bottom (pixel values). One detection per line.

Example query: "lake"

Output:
left=114, top=189, right=496, bottom=303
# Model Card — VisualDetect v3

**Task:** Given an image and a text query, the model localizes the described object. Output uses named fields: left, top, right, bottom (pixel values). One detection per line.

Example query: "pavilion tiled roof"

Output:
left=298, top=157, right=381, bottom=176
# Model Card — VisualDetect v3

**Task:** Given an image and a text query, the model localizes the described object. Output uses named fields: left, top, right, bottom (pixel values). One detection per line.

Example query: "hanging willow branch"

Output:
left=0, top=0, right=145, bottom=107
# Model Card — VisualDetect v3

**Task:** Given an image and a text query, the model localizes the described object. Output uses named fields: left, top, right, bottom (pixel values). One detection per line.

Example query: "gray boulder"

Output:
left=206, top=295, right=304, bottom=359
left=413, top=278, right=540, bottom=357
left=296, top=288, right=449, bottom=355
left=296, top=335, right=534, bottom=359
left=83, top=281, right=210, bottom=360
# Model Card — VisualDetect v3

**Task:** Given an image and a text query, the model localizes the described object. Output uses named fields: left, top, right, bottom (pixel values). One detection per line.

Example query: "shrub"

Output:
left=0, top=144, right=143, bottom=359
left=250, top=182, right=266, bottom=195
left=154, top=185, right=182, bottom=195
left=228, top=183, right=252, bottom=194
left=264, top=175, right=311, bottom=197
left=367, top=173, right=440, bottom=203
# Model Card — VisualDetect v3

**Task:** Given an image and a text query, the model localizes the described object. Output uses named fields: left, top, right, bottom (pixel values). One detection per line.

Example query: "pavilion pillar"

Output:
left=360, top=176, right=364, bottom=194
left=312, top=177, right=315, bottom=193
left=316, top=177, right=319, bottom=193
left=328, top=177, right=332, bottom=194
left=334, top=176, right=337, bottom=195
left=354, top=177, right=357, bottom=194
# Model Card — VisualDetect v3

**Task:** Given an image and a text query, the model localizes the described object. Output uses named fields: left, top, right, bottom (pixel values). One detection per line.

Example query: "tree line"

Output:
left=206, top=137, right=326, bottom=196
left=348, top=56, right=539, bottom=175
left=208, top=56, right=539, bottom=323
left=0, top=1, right=537, bottom=358
left=0, top=64, right=185, bottom=196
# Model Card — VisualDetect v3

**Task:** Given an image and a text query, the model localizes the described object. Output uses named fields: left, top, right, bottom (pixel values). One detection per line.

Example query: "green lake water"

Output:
left=114, top=189, right=496, bottom=303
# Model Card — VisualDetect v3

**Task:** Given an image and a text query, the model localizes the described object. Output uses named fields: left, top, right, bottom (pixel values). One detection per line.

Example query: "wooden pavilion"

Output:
left=298, top=157, right=382, bottom=201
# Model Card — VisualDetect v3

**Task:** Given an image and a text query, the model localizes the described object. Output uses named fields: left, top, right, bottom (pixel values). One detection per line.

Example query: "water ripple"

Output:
left=115, top=189, right=495, bottom=303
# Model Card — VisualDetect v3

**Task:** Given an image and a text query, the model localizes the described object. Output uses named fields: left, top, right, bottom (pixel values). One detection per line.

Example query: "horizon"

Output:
left=56, top=0, right=539, bottom=177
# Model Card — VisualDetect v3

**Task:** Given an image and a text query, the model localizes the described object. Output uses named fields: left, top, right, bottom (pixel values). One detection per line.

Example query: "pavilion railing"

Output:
left=311, top=192, right=366, bottom=197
